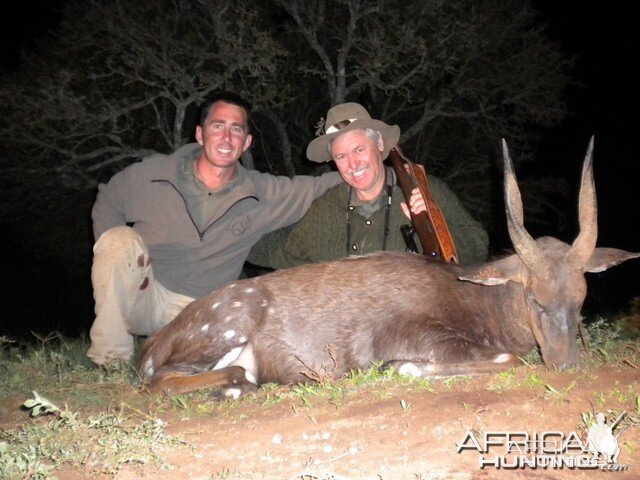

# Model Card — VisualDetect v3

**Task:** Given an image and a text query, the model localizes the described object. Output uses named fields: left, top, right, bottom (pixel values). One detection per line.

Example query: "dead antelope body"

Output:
left=138, top=138, right=638, bottom=396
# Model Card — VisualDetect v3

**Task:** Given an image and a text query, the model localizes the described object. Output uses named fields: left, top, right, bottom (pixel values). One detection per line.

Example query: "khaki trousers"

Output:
left=87, top=226, right=194, bottom=365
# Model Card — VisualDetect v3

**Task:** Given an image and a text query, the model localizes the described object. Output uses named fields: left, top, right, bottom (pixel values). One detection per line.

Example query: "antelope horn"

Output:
left=502, top=139, right=549, bottom=272
left=566, top=136, right=597, bottom=267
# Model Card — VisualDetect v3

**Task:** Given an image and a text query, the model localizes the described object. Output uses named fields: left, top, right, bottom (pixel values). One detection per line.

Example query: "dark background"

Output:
left=528, top=2, right=639, bottom=316
left=1, top=1, right=638, bottom=340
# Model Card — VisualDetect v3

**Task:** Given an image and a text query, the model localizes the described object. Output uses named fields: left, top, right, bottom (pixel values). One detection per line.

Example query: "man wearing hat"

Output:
left=248, top=102, right=488, bottom=269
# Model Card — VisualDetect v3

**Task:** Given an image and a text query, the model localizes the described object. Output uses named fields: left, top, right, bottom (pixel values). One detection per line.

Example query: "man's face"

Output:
left=330, top=129, right=386, bottom=201
left=195, top=101, right=252, bottom=169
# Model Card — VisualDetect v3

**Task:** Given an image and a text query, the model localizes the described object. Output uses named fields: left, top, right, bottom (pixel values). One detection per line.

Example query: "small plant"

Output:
left=593, top=390, right=607, bottom=406
left=526, top=372, right=545, bottom=389
left=487, top=368, right=520, bottom=392
left=543, top=380, right=577, bottom=402
left=622, top=440, right=635, bottom=456
left=609, top=388, right=629, bottom=403
left=211, top=467, right=250, bottom=479
left=442, top=375, right=473, bottom=388
left=170, top=394, right=192, bottom=411
left=580, top=411, right=597, bottom=430
left=23, top=391, right=64, bottom=417
left=1, top=392, right=188, bottom=479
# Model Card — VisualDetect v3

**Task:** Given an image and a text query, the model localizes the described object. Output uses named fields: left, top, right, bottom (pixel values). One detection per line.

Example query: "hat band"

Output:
left=326, top=118, right=358, bottom=134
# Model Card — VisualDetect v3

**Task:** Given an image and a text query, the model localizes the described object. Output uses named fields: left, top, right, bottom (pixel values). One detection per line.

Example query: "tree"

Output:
left=0, top=0, right=286, bottom=270
left=271, top=0, right=572, bottom=227
left=0, top=0, right=572, bottom=273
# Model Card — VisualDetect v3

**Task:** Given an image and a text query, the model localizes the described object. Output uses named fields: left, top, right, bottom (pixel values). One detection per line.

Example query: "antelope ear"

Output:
left=458, top=256, right=522, bottom=286
left=585, top=248, right=640, bottom=273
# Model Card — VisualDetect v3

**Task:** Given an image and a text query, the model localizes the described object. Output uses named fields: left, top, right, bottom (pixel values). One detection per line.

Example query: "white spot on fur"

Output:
left=493, top=353, right=513, bottom=364
left=261, top=299, right=269, bottom=307
left=244, top=370, right=257, bottom=384
left=398, top=362, right=422, bottom=377
left=267, top=307, right=276, bottom=315
left=228, top=283, right=237, bottom=288
left=224, top=387, right=243, bottom=399
left=224, top=330, right=236, bottom=339
left=232, top=301, right=242, bottom=308
left=244, top=287, right=256, bottom=294
left=213, top=347, right=243, bottom=370
left=211, top=302, right=221, bottom=310
left=223, top=315, right=233, bottom=323
left=238, top=336, right=247, bottom=344
left=201, top=324, right=209, bottom=332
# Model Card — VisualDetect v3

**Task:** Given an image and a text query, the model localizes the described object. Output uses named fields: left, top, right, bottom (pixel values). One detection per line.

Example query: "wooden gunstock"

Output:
left=389, top=146, right=459, bottom=264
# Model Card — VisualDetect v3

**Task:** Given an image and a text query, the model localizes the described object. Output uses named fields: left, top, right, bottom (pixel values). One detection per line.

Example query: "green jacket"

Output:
left=248, top=168, right=488, bottom=269
left=92, top=143, right=340, bottom=298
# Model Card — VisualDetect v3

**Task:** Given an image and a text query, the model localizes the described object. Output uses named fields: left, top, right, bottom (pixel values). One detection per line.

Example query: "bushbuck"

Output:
left=137, top=138, right=638, bottom=397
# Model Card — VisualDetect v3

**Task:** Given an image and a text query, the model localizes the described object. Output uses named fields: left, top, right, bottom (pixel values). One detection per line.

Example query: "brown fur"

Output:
left=137, top=139, right=639, bottom=396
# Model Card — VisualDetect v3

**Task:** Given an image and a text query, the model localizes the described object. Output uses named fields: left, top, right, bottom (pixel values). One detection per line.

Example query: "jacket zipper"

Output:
left=152, top=179, right=258, bottom=241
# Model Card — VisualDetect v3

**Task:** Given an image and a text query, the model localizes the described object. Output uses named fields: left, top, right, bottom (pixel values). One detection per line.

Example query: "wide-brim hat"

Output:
left=306, top=102, right=400, bottom=163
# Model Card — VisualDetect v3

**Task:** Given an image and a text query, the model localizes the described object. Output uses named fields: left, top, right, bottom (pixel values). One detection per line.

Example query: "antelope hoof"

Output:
left=380, top=360, right=431, bottom=377
left=211, top=382, right=258, bottom=401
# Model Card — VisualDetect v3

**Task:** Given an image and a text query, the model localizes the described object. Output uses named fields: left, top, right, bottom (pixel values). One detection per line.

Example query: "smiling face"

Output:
left=330, top=128, right=386, bottom=201
left=195, top=100, right=253, bottom=173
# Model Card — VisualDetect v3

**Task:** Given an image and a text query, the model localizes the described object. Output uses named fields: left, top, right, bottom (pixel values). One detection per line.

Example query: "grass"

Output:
left=0, top=391, right=188, bottom=479
left=0, top=333, right=444, bottom=478
left=0, top=334, right=167, bottom=479
left=1, top=305, right=639, bottom=478
left=0, top=333, right=140, bottom=408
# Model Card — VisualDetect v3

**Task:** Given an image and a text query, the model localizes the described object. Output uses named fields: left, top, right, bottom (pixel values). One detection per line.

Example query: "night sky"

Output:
left=1, top=1, right=638, bottom=339
left=529, top=2, right=639, bottom=315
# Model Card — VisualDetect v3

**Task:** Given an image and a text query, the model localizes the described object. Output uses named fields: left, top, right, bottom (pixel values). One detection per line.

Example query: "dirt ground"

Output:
left=53, top=363, right=639, bottom=480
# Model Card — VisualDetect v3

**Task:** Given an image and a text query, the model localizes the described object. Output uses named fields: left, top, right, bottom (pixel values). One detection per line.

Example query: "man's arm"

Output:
left=91, top=169, right=129, bottom=241
left=248, top=183, right=343, bottom=270
left=258, top=171, right=341, bottom=231
left=246, top=224, right=300, bottom=270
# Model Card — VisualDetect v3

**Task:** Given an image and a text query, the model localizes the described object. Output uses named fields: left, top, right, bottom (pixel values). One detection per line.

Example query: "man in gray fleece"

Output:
left=88, top=92, right=340, bottom=365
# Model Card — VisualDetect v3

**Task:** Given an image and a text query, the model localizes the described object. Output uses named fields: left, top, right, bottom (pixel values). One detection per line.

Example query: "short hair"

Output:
left=327, top=127, right=381, bottom=156
left=199, top=91, right=253, bottom=132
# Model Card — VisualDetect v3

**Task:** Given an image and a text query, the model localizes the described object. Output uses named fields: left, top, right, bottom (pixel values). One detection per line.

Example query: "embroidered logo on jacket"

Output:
left=228, top=214, right=252, bottom=237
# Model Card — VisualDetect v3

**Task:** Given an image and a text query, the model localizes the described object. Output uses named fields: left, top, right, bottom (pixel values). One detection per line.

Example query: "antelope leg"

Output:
left=147, top=365, right=254, bottom=396
left=383, top=352, right=520, bottom=378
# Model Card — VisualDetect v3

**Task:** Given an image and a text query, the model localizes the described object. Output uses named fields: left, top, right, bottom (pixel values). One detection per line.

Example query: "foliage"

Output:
left=0, top=0, right=285, bottom=273
left=0, top=392, right=186, bottom=479
left=273, top=0, right=573, bottom=227
left=1, top=327, right=638, bottom=477
left=0, top=332, right=137, bottom=404
left=0, top=0, right=573, bottom=277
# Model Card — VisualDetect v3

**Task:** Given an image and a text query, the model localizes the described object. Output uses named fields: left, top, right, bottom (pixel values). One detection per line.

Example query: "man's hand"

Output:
left=400, top=187, right=427, bottom=219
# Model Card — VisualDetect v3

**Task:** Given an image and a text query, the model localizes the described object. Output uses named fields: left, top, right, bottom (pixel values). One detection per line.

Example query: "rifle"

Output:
left=388, top=145, right=459, bottom=264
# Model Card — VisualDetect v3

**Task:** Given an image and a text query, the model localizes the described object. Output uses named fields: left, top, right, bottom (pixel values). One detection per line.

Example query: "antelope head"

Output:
left=461, top=137, right=639, bottom=370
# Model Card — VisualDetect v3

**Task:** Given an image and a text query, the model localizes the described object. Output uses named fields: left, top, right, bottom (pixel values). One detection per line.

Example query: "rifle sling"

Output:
left=388, top=146, right=460, bottom=264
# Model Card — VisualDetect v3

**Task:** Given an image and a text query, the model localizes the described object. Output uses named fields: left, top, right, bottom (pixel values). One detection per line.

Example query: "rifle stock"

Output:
left=388, top=146, right=459, bottom=264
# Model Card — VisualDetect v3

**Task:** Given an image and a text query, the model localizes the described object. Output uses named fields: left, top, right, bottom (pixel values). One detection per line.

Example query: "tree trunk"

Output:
left=263, top=109, right=296, bottom=177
